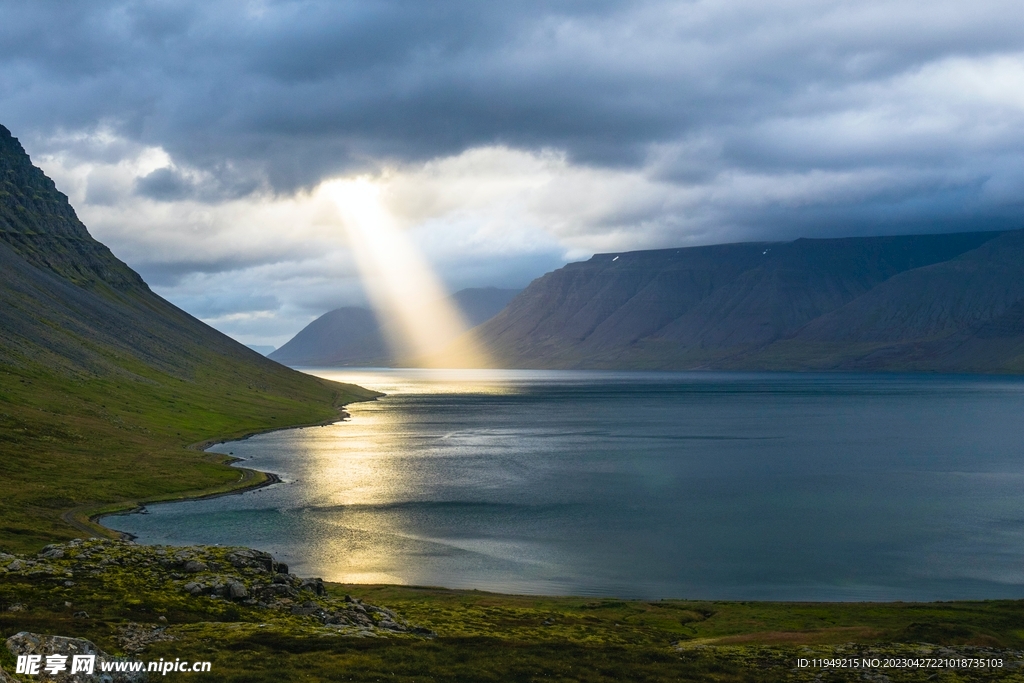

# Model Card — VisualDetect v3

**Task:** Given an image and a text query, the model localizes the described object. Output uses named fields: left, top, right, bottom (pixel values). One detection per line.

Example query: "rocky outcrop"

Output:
left=0, top=124, right=146, bottom=292
left=5, top=632, right=145, bottom=682
left=1, top=539, right=434, bottom=639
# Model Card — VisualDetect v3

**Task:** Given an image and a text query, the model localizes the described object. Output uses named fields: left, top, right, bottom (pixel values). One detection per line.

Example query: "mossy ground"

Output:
left=1, top=541, right=1023, bottom=682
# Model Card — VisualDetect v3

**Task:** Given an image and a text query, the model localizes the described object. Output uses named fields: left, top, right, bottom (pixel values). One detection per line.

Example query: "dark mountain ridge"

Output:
left=0, top=123, right=357, bottom=385
left=474, top=230, right=1024, bottom=372
left=1, top=127, right=143, bottom=291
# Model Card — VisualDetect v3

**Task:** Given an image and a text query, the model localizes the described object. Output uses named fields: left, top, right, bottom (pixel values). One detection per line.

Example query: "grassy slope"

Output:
left=0, top=124, right=380, bottom=553
left=0, top=354, right=377, bottom=554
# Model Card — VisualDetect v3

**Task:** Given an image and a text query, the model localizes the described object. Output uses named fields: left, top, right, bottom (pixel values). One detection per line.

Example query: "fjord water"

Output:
left=108, top=370, right=1024, bottom=601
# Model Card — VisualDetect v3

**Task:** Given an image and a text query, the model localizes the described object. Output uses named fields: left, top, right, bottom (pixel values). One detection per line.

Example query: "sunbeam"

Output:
left=321, top=178, right=490, bottom=368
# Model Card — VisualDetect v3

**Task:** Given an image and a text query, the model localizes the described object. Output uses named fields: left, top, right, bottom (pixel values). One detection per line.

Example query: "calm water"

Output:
left=106, top=370, right=1024, bottom=601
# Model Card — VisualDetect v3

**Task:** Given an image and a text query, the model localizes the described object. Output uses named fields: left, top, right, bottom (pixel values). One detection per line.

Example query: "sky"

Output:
left=3, top=0, right=1023, bottom=347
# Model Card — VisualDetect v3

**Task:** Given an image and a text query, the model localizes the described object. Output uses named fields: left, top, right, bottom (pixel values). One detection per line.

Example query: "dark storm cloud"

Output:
left=3, top=0, right=1024, bottom=252
left=4, top=0, right=672, bottom=188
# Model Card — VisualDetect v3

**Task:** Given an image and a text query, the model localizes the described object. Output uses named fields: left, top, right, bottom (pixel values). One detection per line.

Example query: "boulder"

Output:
left=38, top=546, right=65, bottom=560
left=226, top=548, right=275, bottom=573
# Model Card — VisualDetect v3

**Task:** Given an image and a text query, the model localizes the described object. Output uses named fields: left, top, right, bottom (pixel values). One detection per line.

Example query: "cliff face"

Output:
left=0, top=125, right=144, bottom=291
left=472, top=230, right=1024, bottom=372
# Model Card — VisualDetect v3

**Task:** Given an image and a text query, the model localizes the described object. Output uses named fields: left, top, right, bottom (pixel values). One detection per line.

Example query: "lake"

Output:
left=105, top=369, right=1024, bottom=601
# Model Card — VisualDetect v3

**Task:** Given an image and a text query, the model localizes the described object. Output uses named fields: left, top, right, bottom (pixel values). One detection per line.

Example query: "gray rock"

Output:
left=182, top=560, right=208, bottom=573
left=6, top=559, right=25, bottom=572
left=5, top=632, right=146, bottom=682
left=226, top=548, right=275, bottom=573
left=290, top=601, right=322, bottom=617
left=0, top=663, right=12, bottom=683
left=38, top=547, right=65, bottom=560
left=259, top=584, right=297, bottom=600
left=227, top=581, right=248, bottom=599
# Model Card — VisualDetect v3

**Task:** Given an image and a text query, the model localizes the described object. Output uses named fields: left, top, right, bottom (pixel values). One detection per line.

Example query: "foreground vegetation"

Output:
left=0, top=360, right=378, bottom=554
left=1, top=540, right=1022, bottom=681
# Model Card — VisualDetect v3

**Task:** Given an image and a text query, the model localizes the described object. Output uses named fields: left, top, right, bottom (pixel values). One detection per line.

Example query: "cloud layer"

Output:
left=3, top=0, right=1024, bottom=344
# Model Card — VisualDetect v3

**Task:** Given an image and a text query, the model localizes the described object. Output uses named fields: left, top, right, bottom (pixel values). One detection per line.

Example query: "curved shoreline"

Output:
left=67, top=406, right=365, bottom=541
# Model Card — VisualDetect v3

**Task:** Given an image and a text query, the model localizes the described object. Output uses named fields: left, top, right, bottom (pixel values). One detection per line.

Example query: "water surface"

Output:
left=107, top=370, right=1024, bottom=600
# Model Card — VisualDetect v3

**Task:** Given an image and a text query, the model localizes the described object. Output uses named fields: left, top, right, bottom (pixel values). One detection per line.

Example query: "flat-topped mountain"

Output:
left=473, top=230, right=1024, bottom=372
left=270, top=287, right=520, bottom=367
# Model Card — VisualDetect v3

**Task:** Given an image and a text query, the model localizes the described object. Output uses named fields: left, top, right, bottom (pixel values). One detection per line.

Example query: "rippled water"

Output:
left=106, top=370, right=1024, bottom=600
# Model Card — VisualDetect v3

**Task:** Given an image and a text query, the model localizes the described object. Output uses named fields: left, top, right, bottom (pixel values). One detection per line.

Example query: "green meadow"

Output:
left=0, top=359, right=378, bottom=554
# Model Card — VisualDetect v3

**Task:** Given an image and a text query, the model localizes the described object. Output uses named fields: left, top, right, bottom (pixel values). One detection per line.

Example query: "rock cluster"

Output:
left=0, top=539, right=434, bottom=638
left=5, top=632, right=145, bottom=683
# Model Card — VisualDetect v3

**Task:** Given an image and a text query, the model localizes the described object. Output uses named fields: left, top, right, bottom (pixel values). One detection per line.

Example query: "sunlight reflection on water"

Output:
left=106, top=369, right=1024, bottom=600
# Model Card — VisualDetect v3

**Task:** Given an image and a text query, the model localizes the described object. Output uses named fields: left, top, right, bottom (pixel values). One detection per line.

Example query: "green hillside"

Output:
left=0, top=124, right=379, bottom=553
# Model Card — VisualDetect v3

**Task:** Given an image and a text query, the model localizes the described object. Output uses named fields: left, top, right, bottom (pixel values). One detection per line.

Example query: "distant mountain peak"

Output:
left=270, top=287, right=522, bottom=367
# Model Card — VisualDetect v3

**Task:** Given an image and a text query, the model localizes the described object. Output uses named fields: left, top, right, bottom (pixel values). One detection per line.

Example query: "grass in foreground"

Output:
left=2, top=540, right=1023, bottom=682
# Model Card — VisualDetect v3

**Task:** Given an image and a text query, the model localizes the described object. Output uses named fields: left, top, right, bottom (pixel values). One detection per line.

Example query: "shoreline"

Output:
left=67, top=404, right=370, bottom=542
